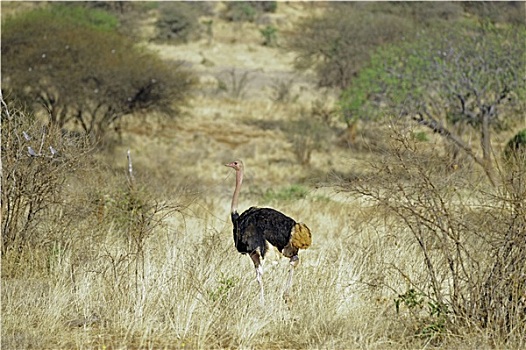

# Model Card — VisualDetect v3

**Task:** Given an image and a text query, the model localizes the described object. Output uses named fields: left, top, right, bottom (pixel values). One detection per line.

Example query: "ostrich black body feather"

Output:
left=231, top=207, right=296, bottom=258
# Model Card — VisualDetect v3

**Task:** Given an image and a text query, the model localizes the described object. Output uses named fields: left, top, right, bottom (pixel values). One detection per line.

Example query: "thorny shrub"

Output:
left=1, top=97, right=91, bottom=261
left=105, top=154, right=185, bottom=295
left=337, top=122, right=526, bottom=345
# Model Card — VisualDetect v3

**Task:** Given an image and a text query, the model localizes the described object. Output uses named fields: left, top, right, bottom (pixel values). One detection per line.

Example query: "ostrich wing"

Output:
left=234, top=207, right=295, bottom=258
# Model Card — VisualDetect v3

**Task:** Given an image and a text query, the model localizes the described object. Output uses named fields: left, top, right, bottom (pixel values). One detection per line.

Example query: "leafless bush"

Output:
left=286, top=104, right=333, bottom=167
left=216, top=69, right=254, bottom=99
left=101, top=150, right=185, bottom=294
left=337, top=123, right=526, bottom=344
left=269, top=77, right=297, bottom=104
left=1, top=97, right=92, bottom=260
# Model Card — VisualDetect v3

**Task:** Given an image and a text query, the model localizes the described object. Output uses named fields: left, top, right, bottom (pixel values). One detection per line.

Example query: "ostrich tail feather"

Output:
left=291, top=222, right=312, bottom=250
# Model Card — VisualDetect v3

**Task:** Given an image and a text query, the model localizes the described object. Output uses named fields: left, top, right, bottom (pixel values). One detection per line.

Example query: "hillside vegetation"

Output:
left=1, top=2, right=525, bottom=349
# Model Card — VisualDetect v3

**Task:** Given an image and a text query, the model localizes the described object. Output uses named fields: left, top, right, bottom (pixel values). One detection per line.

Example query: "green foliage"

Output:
left=504, top=129, right=526, bottom=166
left=288, top=2, right=524, bottom=90
left=394, top=288, right=449, bottom=339
left=207, top=272, right=238, bottom=302
left=1, top=4, right=194, bottom=141
left=287, top=3, right=423, bottom=89
left=223, top=1, right=277, bottom=22
left=224, top=2, right=257, bottom=22
left=412, top=131, right=429, bottom=142
left=155, top=2, right=203, bottom=43
left=394, top=288, right=424, bottom=314
left=50, top=3, right=119, bottom=31
left=339, top=22, right=526, bottom=185
left=340, top=23, right=526, bottom=125
left=260, top=25, right=278, bottom=47
left=263, top=184, right=308, bottom=202
left=1, top=3, right=119, bottom=33
left=461, top=1, right=526, bottom=26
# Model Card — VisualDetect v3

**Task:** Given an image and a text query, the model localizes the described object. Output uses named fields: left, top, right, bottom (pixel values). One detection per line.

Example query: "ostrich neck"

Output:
left=231, top=168, right=243, bottom=213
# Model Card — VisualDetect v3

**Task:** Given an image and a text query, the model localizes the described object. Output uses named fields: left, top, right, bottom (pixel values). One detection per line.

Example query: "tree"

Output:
left=155, top=2, right=206, bottom=44
left=1, top=5, right=194, bottom=140
left=287, top=3, right=413, bottom=89
left=340, top=23, right=526, bottom=186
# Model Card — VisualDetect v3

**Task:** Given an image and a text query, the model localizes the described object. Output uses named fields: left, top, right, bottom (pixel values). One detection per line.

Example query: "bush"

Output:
left=260, top=25, right=278, bottom=47
left=36, top=3, right=119, bottom=31
left=223, top=1, right=277, bottom=22
left=461, top=1, right=526, bottom=26
left=338, top=125, right=526, bottom=344
left=1, top=4, right=194, bottom=141
left=504, top=129, right=526, bottom=165
left=1, top=97, right=91, bottom=259
left=216, top=69, right=254, bottom=99
left=286, top=3, right=413, bottom=89
left=263, top=184, right=309, bottom=202
left=155, top=2, right=204, bottom=43
left=286, top=2, right=524, bottom=90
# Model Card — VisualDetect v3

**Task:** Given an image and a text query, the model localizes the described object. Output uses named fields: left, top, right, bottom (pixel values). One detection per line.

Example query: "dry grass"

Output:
left=6, top=176, right=521, bottom=349
left=2, top=187, right=382, bottom=349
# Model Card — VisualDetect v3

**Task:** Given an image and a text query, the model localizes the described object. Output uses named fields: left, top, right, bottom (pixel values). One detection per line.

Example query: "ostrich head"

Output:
left=225, top=160, right=244, bottom=172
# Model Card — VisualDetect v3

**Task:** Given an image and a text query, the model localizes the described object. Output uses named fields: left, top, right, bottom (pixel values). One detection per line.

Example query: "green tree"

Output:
left=1, top=5, right=194, bottom=140
left=287, top=3, right=413, bottom=89
left=340, top=23, right=526, bottom=185
left=155, top=2, right=206, bottom=44
left=287, top=2, right=522, bottom=90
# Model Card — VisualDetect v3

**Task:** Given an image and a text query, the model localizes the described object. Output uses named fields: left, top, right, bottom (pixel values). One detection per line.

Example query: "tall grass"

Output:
left=2, top=106, right=525, bottom=349
left=2, top=191, right=379, bottom=349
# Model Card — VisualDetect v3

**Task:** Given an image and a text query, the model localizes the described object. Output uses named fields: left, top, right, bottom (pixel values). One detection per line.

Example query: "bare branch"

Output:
left=127, top=149, right=135, bottom=188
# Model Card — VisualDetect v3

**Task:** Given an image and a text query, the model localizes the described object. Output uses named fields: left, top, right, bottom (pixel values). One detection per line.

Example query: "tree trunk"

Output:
left=480, top=113, right=496, bottom=186
left=413, top=114, right=497, bottom=186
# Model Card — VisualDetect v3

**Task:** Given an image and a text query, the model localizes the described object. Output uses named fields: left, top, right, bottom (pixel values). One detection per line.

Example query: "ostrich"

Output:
left=225, top=160, right=312, bottom=302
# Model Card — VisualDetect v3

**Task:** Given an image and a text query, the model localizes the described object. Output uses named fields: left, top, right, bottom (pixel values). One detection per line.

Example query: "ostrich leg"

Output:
left=284, top=255, right=299, bottom=300
left=250, top=251, right=265, bottom=303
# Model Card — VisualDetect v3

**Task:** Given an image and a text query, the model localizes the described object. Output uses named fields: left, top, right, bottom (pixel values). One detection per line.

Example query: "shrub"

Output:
left=1, top=4, right=194, bottom=141
left=339, top=23, right=526, bottom=186
left=38, top=3, right=119, bottom=31
left=263, top=184, right=309, bottom=202
left=223, top=1, right=277, bottom=22
left=286, top=2, right=525, bottom=90
left=284, top=108, right=333, bottom=167
left=260, top=25, right=278, bottom=47
left=0, top=97, right=91, bottom=259
left=269, top=77, right=296, bottom=103
left=155, top=2, right=204, bottom=43
left=216, top=69, right=254, bottom=99
left=504, top=129, right=526, bottom=165
left=286, top=3, right=413, bottom=89
left=338, top=124, right=526, bottom=344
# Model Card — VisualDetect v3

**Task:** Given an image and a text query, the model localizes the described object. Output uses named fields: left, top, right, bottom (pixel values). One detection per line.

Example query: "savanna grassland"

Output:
left=2, top=2, right=525, bottom=349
